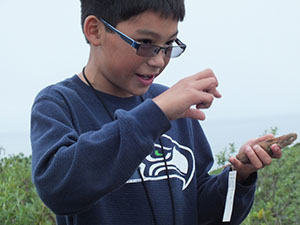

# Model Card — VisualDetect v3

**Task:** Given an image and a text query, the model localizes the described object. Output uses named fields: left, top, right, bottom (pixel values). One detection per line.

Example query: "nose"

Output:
left=146, top=50, right=168, bottom=69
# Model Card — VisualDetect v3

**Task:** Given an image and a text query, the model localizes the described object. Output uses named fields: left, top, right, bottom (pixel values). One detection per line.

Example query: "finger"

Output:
left=195, top=93, right=214, bottom=109
left=203, top=85, right=222, bottom=99
left=183, top=108, right=206, bottom=120
left=248, top=134, right=274, bottom=146
left=271, top=144, right=282, bottom=159
left=229, top=156, right=244, bottom=170
left=230, top=156, right=255, bottom=172
left=192, top=68, right=217, bottom=82
left=211, top=88, right=222, bottom=98
left=192, top=78, right=222, bottom=102
left=177, top=76, right=220, bottom=102
left=229, top=156, right=257, bottom=181
left=190, top=77, right=217, bottom=91
left=189, top=69, right=222, bottom=98
left=253, top=145, right=272, bottom=166
left=188, top=71, right=222, bottom=98
left=245, top=145, right=264, bottom=169
left=258, top=134, right=275, bottom=142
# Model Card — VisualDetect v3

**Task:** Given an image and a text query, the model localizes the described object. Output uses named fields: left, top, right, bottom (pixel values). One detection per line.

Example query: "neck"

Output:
left=78, top=64, right=98, bottom=88
left=78, top=47, right=104, bottom=89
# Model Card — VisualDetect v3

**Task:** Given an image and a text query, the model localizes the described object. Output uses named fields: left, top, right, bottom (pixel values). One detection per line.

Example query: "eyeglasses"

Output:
left=100, top=18, right=186, bottom=58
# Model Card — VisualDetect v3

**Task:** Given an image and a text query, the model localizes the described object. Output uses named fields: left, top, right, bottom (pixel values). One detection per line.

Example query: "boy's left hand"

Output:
left=229, top=134, right=282, bottom=182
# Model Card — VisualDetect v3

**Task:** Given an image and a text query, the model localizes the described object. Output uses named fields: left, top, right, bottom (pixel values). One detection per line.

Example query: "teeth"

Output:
left=140, top=75, right=151, bottom=80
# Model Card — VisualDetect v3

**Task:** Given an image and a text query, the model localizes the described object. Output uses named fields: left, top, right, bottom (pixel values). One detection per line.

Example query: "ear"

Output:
left=83, top=15, right=104, bottom=46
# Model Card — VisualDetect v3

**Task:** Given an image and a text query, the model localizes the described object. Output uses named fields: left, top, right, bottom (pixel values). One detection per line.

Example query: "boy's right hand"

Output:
left=153, top=69, right=222, bottom=121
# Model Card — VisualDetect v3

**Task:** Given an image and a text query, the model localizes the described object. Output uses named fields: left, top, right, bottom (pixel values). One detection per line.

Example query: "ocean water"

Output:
left=1, top=114, right=299, bottom=170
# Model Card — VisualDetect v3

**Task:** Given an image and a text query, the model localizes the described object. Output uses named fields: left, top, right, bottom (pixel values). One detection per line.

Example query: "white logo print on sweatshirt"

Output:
left=126, top=134, right=195, bottom=190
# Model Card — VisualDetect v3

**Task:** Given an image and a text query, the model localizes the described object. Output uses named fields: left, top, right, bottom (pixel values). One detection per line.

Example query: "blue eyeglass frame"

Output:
left=100, top=18, right=187, bottom=58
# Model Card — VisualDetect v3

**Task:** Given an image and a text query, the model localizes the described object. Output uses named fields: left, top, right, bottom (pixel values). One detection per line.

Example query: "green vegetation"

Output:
left=242, top=142, right=300, bottom=224
left=212, top=127, right=300, bottom=224
left=0, top=152, right=55, bottom=224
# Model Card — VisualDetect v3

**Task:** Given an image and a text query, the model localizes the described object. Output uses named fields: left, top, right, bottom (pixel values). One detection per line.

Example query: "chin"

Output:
left=132, top=86, right=151, bottom=97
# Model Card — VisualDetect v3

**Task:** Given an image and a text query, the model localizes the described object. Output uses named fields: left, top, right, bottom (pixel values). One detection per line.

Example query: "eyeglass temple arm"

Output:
left=100, top=18, right=140, bottom=49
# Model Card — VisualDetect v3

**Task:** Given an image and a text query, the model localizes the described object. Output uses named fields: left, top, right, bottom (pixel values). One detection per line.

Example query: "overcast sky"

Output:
left=1, top=0, right=299, bottom=137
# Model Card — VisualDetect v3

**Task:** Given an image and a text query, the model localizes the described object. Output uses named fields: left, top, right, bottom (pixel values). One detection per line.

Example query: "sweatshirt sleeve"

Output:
left=30, top=95, right=170, bottom=215
left=193, top=121, right=256, bottom=224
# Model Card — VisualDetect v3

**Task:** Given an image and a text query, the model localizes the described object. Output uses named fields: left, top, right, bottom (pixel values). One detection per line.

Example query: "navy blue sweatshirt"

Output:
left=31, top=75, right=256, bottom=225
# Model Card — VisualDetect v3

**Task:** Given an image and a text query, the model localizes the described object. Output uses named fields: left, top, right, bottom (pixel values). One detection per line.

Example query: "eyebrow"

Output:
left=135, top=29, right=178, bottom=39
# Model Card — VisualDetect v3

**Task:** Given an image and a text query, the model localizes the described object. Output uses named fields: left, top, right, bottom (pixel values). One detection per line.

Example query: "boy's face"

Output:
left=94, top=11, right=179, bottom=97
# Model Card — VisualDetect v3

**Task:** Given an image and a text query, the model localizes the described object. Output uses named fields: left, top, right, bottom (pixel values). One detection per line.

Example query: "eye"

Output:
left=165, top=39, right=176, bottom=47
left=138, top=39, right=152, bottom=45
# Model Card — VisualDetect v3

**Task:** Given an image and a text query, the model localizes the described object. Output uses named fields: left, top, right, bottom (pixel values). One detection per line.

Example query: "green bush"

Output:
left=212, top=138, right=300, bottom=224
left=0, top=153, right=55, bottom=225
left=242, top=143, right=300, bottom=225
left=212, top=127, right=300, bottom=224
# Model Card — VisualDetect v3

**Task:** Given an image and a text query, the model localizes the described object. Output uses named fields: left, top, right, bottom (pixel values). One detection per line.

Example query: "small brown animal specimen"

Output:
left=236, top=133, right=298, bottom=164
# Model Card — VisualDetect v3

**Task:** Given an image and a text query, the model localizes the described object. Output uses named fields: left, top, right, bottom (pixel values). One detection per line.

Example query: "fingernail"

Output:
left=253, top=145, right=259, bottom=150
left=246, top=145, right=252, bottom=152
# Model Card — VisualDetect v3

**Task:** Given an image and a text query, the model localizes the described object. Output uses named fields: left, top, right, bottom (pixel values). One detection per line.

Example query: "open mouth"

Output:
left=136, top=73, right=156, bottom=86
left=137, top=74, right=154, bottom=80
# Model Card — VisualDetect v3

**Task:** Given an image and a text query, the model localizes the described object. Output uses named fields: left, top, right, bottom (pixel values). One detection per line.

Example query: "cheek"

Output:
left=104, top=43, right=143, bottom=72
left=160, top=58, right=170, bottom=72
left=108, top=53, right=145, bottom=76
left=164, top=58, right=170, bottom=66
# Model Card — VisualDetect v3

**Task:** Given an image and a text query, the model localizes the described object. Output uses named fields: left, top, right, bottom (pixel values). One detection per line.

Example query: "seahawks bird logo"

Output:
left=126, top=134, right=195, bottom=190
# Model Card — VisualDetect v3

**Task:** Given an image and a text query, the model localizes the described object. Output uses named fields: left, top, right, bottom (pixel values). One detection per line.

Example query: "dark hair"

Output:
left=80, top=0, right=185, bottom=31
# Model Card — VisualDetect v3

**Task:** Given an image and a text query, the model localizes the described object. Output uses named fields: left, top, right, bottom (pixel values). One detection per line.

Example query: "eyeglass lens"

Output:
left=137, top=45, right=183, bottom=58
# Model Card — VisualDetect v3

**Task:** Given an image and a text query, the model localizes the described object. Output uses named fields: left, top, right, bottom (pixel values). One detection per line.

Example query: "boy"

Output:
left=31, top=1, right=282, bottom=224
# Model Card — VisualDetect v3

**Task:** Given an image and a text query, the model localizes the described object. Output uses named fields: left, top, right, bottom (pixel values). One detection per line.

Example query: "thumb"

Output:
left=183, top=108, right=206, bottom=120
